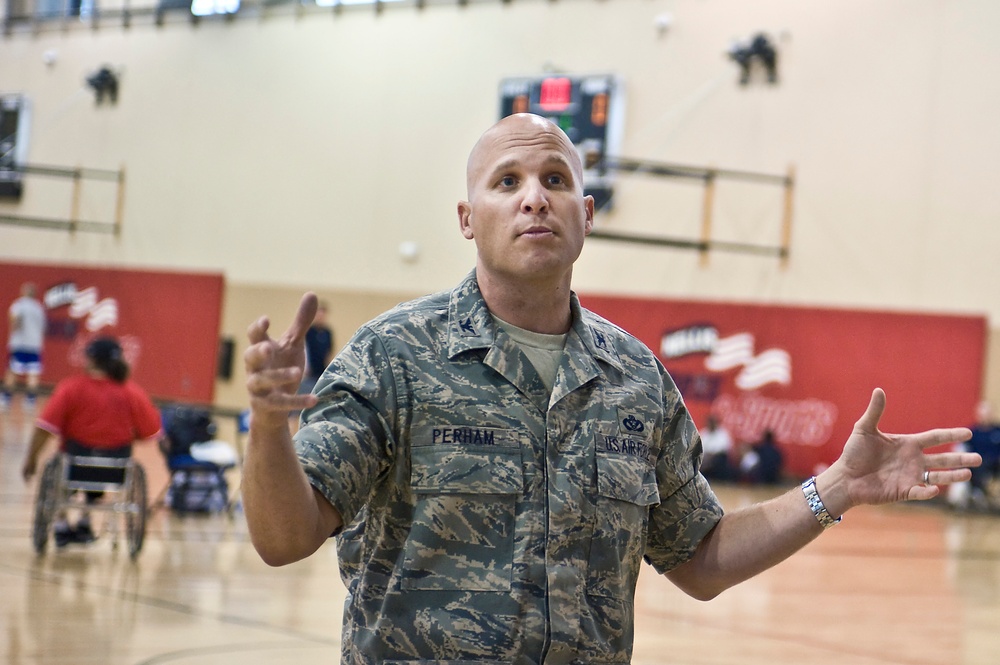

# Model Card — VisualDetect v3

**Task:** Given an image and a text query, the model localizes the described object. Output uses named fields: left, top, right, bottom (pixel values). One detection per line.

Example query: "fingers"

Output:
left=854, top=387, right=886, bottom=432
left=249, top=392, right=317, bottom=414
left=923, top=450, right=981, bottom=470
left=247, top=315, right=271, bottom=345
left=906, top=450, right=982, bottom=501
left=247, top=366, right=303, bottom=407
left=907, top=484, right=940, bottom=501
left=246, top=292, right=316, bottom=351
left=243, top=336, right=277, bottom=387
left=246, top=366, right=301, bottom=394
left=244, top=294, right=318, bottom=416
left=248, top=373, right=316, bottom=412
left=283, top=293, right=319, bottom=346
left=913, top=427, right=973, bottom=450
left=246, top=365, right=317, bottom=414
left=924, top=468, right=974, bottom=485
left=913, top=427, right=972, bottom=454
left=921, top=450, right=982, bottom=487
left=908, top=467, right=971, bottom=501
left=856, top=387, right=972, bottom=451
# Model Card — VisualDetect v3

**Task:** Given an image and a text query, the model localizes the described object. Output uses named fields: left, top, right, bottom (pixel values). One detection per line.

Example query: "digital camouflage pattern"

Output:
left=295, top=270, right=724, bottom=665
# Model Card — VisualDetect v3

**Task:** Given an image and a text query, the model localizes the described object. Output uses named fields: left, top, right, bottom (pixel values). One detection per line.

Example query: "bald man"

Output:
left=242, top=114, right=979, bottom=664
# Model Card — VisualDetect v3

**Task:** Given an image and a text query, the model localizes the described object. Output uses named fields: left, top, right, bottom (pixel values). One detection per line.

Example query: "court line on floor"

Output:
left=133, top=641, right=337, bottom=665
left=0, top=560, right=342, bottom=648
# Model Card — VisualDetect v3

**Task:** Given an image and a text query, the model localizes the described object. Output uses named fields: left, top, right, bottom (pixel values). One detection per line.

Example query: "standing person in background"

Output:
left=968, top=402, right=1000, bottom=507
left=299, top=301, right=334, bottom=397
left=740, top=429, right=785, bottom=485
left=947, top=401, right=1000, bottom=511
left=700, top=413, right=735, bottom=481
left=2, top=282, right=46, bottom=412
left=241, top=113, right=981, bottom=663
left=21, top=337, right=162, bottom=547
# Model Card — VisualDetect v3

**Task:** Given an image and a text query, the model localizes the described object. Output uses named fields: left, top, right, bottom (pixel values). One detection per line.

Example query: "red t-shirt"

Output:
left=37, top=374, right=163, bottom=450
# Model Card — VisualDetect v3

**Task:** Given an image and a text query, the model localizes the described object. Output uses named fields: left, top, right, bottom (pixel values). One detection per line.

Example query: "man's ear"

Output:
left=457, top=201, right=475, bottom=239
left=583, top=195, right=595, bottom=235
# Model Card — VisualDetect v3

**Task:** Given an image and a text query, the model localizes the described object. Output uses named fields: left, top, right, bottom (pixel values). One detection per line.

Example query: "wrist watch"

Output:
left=801, top=476, right=842, bottom=528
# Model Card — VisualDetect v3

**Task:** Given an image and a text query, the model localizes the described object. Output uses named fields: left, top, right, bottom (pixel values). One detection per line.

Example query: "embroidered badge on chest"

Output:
left=622, top=414, right=645, bottom=433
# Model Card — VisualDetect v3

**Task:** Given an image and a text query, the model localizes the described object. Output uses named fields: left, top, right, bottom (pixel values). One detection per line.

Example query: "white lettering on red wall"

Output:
left=713, top=393, right=838, bottom=448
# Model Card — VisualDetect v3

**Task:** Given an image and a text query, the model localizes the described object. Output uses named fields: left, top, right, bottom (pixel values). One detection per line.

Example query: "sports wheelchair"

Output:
left=159, top=405, right=237, bottom=516
left=31, top=452, right=148, bottom=559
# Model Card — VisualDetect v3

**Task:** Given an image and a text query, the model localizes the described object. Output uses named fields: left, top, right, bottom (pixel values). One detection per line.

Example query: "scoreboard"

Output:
left=499, top=74, right=623, bottom=211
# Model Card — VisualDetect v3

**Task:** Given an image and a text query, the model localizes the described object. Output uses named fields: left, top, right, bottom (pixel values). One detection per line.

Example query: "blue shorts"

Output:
left=8, top=350, right=42, bottom=376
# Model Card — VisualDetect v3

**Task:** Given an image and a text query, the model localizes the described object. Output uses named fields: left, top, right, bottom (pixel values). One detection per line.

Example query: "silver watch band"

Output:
left=801, top=476, right=842, bottom=528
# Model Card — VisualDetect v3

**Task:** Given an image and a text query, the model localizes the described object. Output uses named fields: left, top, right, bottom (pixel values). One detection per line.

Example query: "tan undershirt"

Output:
left=491, top=315, right=567, bottom=394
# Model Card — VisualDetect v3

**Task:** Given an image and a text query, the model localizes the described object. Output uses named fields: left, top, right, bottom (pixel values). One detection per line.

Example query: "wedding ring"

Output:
left=923, top=470, right=931, bottom=485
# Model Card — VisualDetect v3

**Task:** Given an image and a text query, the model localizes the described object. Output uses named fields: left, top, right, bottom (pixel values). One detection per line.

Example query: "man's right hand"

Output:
left=244, top=292, right=320, bottom=422
left=242, top=292, right=344, bottom=565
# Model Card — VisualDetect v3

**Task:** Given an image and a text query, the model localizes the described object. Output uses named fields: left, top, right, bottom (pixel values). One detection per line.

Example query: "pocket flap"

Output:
left=411, top=445, right=522, bottom=495
left=596, top=452, right=660, bottom=506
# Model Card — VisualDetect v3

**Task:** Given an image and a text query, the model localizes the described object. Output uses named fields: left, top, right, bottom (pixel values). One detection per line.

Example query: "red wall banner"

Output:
left=2, top=261, right=224, bottom=404
left=579, top=293, right=986, bottom=477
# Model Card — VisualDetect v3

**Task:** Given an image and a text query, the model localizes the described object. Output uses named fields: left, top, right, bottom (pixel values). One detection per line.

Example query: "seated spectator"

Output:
left=967, top=402, right=1000, bottom=507
left=740, top=429, right=784, bottom=485
left=700, top=414, right=735, bottom=481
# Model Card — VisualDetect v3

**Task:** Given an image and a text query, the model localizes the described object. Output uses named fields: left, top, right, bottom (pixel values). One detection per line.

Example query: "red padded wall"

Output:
left=1, top=261, right=223, bottom=404
left=580, top=293, right=986, bottom=477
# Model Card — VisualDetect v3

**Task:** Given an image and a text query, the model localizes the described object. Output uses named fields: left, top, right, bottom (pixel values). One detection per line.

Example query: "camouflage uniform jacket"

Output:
left=295, top=271, right=723, bottom=665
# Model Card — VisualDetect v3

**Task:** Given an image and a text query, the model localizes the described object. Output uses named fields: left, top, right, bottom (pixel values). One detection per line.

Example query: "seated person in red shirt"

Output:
left=21, top=337, right=162, bottom=546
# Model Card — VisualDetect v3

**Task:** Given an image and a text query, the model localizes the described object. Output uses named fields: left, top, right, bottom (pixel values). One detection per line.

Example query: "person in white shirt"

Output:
left=701, top=414, right=735, bottom=480
left=3, top=282, right=47, bottom=411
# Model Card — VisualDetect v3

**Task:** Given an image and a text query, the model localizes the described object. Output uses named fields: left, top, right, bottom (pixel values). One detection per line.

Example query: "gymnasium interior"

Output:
left=1, top=1, right=998, bottom=663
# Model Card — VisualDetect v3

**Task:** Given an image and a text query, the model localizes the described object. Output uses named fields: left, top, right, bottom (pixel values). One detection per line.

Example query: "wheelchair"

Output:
left=31, top=452, right=148, bottom=560
left=159, top=405, right=237, bottom=516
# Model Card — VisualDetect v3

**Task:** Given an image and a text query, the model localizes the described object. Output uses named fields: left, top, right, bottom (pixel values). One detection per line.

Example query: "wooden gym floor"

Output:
left=1, top=398, right=998, bottom=665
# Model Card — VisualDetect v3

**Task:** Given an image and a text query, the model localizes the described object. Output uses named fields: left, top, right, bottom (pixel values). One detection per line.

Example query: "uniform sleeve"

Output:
left=643, top=372, right=725, bottom=574
left=294, top=325, right=397, bottom=528
left=36, top=379, right=73, bottom=437
left=126, top=382, right=163, bottom=440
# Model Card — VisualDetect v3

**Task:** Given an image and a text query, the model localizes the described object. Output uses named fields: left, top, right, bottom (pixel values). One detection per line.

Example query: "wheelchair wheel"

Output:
left=32, top=455, right=66, bottom=555
left=125, top=463, right=147, bottom=560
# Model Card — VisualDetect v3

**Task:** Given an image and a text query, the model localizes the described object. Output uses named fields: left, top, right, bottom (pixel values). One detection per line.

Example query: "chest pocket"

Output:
left=402, top=440, right=523, bottom=592
left=587, top=433, right=660, bottom=600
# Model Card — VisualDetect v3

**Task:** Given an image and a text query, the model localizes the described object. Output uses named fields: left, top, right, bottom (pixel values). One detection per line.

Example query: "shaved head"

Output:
left=456, top=112, right=594, bottom=312
left=466, top=113, right=584, bottom=199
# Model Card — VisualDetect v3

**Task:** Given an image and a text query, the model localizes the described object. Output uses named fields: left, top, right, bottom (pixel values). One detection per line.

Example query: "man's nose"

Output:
left=520, top=179, right=549, bottom=214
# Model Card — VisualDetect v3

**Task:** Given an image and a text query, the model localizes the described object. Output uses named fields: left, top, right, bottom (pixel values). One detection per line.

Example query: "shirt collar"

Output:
left=446, top=269, right=624, bottom=374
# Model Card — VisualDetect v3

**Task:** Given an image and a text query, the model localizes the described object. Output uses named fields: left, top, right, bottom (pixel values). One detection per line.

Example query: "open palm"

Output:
left=836, top=388, right=976, bottom=505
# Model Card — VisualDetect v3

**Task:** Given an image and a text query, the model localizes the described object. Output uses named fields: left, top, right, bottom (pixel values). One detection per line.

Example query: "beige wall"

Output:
left=1, top=0, right=998, bottom=412
left=214, top=282, right=419, bottom=409
left=985, top=334, right=1000, bottom=416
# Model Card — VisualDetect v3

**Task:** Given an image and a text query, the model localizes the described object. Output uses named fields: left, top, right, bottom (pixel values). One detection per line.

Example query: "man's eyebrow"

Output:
left=538, top=153, right=574, bottom=171
left=488, top=159, right=519, bottom=176
left=487, top=154, right=574, bottom=177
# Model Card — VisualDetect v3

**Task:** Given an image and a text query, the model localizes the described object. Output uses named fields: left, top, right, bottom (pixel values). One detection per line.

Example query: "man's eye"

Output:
left=547, top=174, right=566, bottom=186
left=499, top=176, right=517, bottom=187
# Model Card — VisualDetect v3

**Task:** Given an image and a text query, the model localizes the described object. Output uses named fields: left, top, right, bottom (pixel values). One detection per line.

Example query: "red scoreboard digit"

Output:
left=499, top=74, right=624, bottom=211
